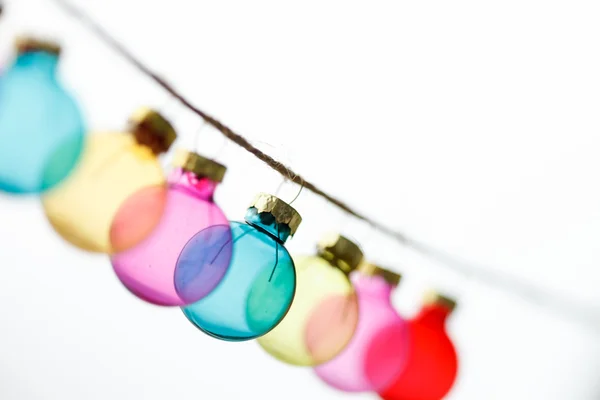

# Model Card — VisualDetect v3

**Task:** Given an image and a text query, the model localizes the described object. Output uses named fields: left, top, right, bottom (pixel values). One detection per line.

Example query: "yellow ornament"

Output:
left=42, top=107, right=176, bottom=254
left=257, top=232, right=363, bottom=366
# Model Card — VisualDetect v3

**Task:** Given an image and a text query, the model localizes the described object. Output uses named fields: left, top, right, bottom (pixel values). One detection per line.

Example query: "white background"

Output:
left=1, top=0, right=600, bottom=399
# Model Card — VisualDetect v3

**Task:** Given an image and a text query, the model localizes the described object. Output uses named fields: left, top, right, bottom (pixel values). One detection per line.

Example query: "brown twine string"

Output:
left=48, top=0, right=406, bottom=242
left=50, top=0, right=600, bottom=332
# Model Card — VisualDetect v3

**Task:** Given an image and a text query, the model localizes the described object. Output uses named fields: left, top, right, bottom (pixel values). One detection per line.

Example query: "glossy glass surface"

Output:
left=314, top=272, right=409, bottom=392
left=110, top=168, right=231, bottom=306
left=374, top=304, right=458, bottom=400
left=42, top=132, right=166, bottom=253
left=258, top=255, right=358, bottom=366
left=181, top=208, right=296, bottom=341
left=0, top=51, right=85, bottom=194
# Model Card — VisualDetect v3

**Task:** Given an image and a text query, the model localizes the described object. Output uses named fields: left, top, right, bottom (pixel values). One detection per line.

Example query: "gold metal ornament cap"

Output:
left=128, top=107, right=177, bottom=155
left=173, top=149, right=226, bottom=183
left=317, top=232, right=364, bottom=274
left=423, top=290, right=457, bottom=312
left=250, top=193, right=302, bottom=236
left=357, top=262, right=402, bottom=286
left=15, top=35, right=61, bottom=56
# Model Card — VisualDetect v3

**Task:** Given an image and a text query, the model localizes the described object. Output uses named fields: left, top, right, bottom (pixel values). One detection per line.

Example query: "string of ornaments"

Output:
left=0, top=34, right=459, bottom=399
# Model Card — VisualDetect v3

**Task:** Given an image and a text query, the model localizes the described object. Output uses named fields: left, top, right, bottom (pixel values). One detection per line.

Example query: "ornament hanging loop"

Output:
left=251, top=140, right=302, bottom=205
left=192, top=118, right=229, bottom=161
left=274, top=160, right=304, bottom=206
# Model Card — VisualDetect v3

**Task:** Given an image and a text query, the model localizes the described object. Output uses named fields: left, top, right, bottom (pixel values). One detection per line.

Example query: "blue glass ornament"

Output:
left=181, top=193, right=301, bottom=341
left=0, top=37, right=85, bottom=194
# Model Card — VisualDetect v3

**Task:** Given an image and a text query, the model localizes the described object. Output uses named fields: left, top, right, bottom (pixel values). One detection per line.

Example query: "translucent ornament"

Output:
left=257, top=233, right=362, bottom=366
left=314, top=263, right=409, bottom=392
left=0, top=36, right=85, bottom=194
left=181, top=193, right=301, bottom=341
left=374, top=292, right=458, bottom=400
left=42, top=107, right=176, bottom=253
left=111, top=150, right=231, bottom=306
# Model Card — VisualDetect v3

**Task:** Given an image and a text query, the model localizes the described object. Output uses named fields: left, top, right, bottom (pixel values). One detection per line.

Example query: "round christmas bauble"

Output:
left=42, top=107, right=175, bottom=253
left=111, top=150, right=232, bottom=306
left=181, top=193, right=301, bottom=341
left=314, top=263, right=409, bottom=392
left=0, top=36, right=85, bottom=194
left=257, top=233, right=362, bottom=366
left=374, top=292, right=458, bottom=400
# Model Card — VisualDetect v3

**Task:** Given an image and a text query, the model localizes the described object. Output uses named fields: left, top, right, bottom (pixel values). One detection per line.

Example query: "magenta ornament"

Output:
left=111, top=151, right=232, bottom=306
left=314, top=264, right=409, bottom=393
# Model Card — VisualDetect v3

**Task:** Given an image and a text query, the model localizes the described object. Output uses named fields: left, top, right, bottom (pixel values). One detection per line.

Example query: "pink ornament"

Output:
left=111, top=151, right=231, bottom=307
left=314, top=264, right=409, bottom=392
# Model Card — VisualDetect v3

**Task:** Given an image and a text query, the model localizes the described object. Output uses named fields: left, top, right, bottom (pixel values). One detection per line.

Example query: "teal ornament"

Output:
left=181, top=193, right=301, bottom=341
left=0, top=37, right=85, bottom=194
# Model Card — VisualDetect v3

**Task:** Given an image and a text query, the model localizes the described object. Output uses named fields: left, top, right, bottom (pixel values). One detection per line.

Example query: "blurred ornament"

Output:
left=111, top=149, right=231, bottom=306
left=314, top=263, right=408, bottom=392
left=42, top=107, right=175, bottom=253
left=181, top=193, right=301, bottom=341
left=0, top=36, right=85, bottom=194
left=257, top=233, right=362, bottom=366
left=374, top=292, right=458, bottom=400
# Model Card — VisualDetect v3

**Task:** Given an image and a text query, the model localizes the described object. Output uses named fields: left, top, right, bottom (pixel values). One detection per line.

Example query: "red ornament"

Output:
left=367, top=292, right=458, bottom=400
